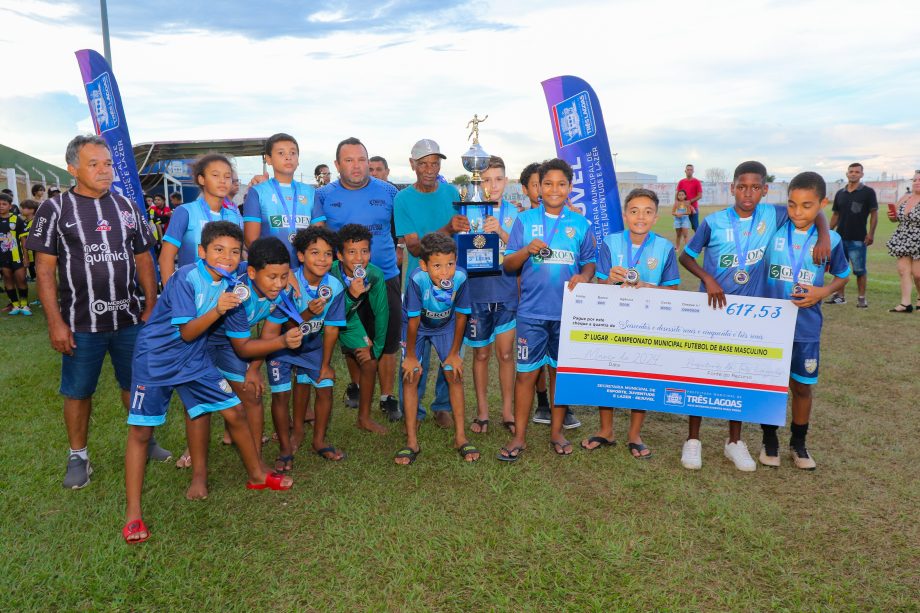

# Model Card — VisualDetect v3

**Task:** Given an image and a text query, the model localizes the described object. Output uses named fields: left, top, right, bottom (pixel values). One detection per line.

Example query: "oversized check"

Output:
left=555, top=284, right=797, bottom=426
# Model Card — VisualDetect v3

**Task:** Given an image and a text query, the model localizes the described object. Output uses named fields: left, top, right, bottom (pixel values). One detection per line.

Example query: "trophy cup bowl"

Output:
left=461, top=142, right=490, bottom=203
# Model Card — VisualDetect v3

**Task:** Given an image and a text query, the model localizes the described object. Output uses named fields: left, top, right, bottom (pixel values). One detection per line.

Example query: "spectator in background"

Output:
left=48, top=188, right=61, bottom=199
left=370, top=155, right=405, bottom=272
left=885, top=170, right=920, bottom=313
left=314, top=164, right=332, bottom=188
left=169, top=192, right=183, bottom=209
left=827, top=163, right=878, bottom=307
left=677, top=164, right=703, bottom=231
left=31, top=184, right=46, bottom=203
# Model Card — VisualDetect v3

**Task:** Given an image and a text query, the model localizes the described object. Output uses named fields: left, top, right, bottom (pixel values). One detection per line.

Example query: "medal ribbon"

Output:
left=540, top=206, right=565, bottom=249
left=269, top=179, right=300, bottom=238
left=276, top=290, right=306, bottom=326
left=205, top=263, right=245, bottom=288
left=303, top=273, right=330, bottom=300
left=625, top=232, right=654, bottom=271
left=787, top=223, right=817, bottom=289
left=729, top=207, right=760, bottom=273
left=432, top=277, right=454, bottom=303
left=197, top=196, right=225, bottom=223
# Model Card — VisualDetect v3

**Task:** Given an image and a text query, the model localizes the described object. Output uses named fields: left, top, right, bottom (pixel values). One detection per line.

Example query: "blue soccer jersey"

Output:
left=467, top=199, right=522, bottom=305
left=684, top=204, right=788, bottom=297
left=404, top=266, right=472, bottom=334
left=162, top=198, right=243, bottom=268
left=506, top=206, right=596, bottom=321
left=269, top=268, right=347, bottom=369
left=596, top=231, right=680, bottom=286
left=311, top=178, right=399, bottom=280
left=765, top=223, right=850, bottom=342
left=242, top=178, right=315, bottom=266
left=133, top=261, right=249, bottom=386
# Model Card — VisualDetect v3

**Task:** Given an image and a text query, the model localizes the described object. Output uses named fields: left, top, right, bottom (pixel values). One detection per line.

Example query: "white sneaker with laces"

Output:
left=681, top=438, right=702, bottom=470
left=724, top=439, right=757, bottom=471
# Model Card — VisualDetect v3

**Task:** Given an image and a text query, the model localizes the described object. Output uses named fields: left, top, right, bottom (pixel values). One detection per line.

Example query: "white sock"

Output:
left=70, top=447, right=88, bottom=460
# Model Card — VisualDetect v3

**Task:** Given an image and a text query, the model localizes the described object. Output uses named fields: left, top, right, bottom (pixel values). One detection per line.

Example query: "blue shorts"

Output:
left=842, top=240, right=867, bottom=276
left=208, top=338, right=248, bottom=383
left=267, top=359, right=333, bottom=392
left=673, top=216, right=691, bottom=229
left=60, top=324, right=140, bottom=399
left=463, top=302, right=516, bottom=348
left=515, top=316, right=560, bottom=373
left=126, top=369, right=240, bottom=426
left=402, top=330, right=456, bottom=371
left=790, top=340, right=820, bottom=385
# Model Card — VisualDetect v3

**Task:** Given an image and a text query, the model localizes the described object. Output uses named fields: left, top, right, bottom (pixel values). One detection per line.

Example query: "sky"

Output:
left=1, top=0, right=919, bottom=185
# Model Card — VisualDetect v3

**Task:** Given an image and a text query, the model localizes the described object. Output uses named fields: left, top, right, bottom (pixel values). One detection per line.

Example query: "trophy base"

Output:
left=455, top=232, right=501, bottom=277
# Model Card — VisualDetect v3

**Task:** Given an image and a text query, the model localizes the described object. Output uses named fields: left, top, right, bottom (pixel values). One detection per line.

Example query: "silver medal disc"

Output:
left=299, top=321, right=311, bottom=334
left=232, top=284, right=251, bottom=301
left=625, top=268, right=640, bottom=284
left=734, top=269, right=750, bottom=285
left=318, top=284, right=333, bottom=300
left=353, top=265, right=366, bottom=279
left=792, top=284, right=804, bottom=295
left=538, top=247, right=552, bottom=259
left=439, top=278, right=453, bottom=290
left=288, top=233, right=297, bottom=244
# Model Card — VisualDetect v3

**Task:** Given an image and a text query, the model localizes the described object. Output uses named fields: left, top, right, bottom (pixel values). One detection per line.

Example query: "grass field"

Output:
left=1, top=208, right=917, bottom=611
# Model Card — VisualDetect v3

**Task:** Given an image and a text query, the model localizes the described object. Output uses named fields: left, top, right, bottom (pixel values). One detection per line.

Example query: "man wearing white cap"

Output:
left=394, top=139, right=468, bottom=427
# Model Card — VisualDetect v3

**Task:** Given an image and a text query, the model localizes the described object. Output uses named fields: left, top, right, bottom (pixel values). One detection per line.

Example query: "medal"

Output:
left=298, top=321, right=312, bottom=334
left=318, top=284, right=333, bottom=300
left=289, top=233, right=297, bottom=244
left=439, top=278, right=453, bottom=290
left=624, top=232, right=653, bottom=286
left=729, top=207, right=760, bottom=287
left=537, top=246, right=553, bottom=259
left=537, top=206, right=564, bottom=263
left=232, top=284, right=251, bottom=301
left=792, top=284, right=805, bottom=295
left=353, top=265, right=366, bottom=279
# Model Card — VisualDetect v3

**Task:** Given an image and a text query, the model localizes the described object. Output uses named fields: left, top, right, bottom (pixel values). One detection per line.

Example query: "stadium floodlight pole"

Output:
left=100, top=0, right=112, bottom=67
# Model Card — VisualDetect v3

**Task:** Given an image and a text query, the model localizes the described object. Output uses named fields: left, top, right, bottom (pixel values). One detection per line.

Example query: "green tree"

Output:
left=452, top=174, right=470, bottom=186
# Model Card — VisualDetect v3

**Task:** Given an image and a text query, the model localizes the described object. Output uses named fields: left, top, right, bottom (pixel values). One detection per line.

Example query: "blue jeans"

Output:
left=60, top=324, right=141, bottom=399
left=399, top=340, right=451, bottom=418
left=842, top=239, right=867, bottom=276
left=688, top=210, right=700, bottom=231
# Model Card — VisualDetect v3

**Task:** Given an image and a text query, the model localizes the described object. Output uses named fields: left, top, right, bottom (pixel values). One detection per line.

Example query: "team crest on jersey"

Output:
left=804, top=359, right=818, bottom=374
left=503, top=216, right=512, bottom=227
left=565, top=226, right=576, bottom=238
left=756, top=220, right=767, bottom=235
left=298, top=195, right=308, bottom=204
left=96, top=219, right=111, bottom=231
left=120, top=210, right=136, bottom=229
left=218, top=379, right=232, bottom=394
left=646, top=257, right=658, bottom=270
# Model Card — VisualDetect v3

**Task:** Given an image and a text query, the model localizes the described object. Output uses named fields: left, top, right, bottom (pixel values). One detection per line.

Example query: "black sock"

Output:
left=761, top=424, right=779, bottom=455
left=790, top=422, right=809, bottom=450
left=536, top=390, right=549, bottom=407
left=5, top=288, right=18, bottom=305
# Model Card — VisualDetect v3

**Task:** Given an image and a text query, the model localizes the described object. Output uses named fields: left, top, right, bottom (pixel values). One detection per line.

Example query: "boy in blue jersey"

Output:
left=519, top=162, right=554, bottom=421
left=203, top=236, right=296, bottom=471
left=678, top=161, right=831, bottom=471
left=465, top=156, right=519, bottom=435
left=261, top=226, right=348, bottom=467
left=159, top=154, right=243, bottom=284
left=583, top=188, right=680, bottom=459
left=242, top=133, right=315, bottom=266
left=397, top=233, right=479, bottom=465
left=498, top=159, right=596, bottom=462
left=760, top=172, right=849, bottom=470
left=124, top=222, right=301, bottom=544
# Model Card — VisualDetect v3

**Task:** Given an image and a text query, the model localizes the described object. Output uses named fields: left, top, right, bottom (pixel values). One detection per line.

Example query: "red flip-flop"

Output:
left=122, top=519, right=150, bottom=544
left=246, top=472, right=293, bottom=491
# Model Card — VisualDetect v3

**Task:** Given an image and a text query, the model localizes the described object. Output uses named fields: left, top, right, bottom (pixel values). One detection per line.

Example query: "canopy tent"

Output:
left=133, top=138, right=268, bottom=172
left=0, top=143, right=73, bottom=204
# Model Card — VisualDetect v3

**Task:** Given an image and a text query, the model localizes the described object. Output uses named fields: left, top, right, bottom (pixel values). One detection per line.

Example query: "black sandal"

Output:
left=550, top=440, right=573, bottom=456
left=394, top=447, right=421, bottom=465
left=581, top=436, right=616, bottom=451
left=274, top=454, right=294, bottom=472
left=628, top=442, right=652, bottom=459
left=502, top=421, right=516, bottom=434
left=457, top=443, right=480, bottom=461
left=471, top=418, right=489, bottom=433
left=889, top=304, right=913, bottom=313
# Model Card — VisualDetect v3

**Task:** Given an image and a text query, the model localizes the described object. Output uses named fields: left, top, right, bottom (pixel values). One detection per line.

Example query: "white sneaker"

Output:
left=681, top=438, right=702, bottom=470
left=724, top=439, right=757, bottom=472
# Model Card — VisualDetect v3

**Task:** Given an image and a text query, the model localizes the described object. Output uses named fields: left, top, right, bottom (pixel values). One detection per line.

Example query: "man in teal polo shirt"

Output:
left=394, top=139, right=468, bottom=427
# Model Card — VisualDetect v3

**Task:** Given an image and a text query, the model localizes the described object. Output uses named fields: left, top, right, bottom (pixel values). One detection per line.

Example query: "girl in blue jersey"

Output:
left=159, top=154, right=242, bottom=285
